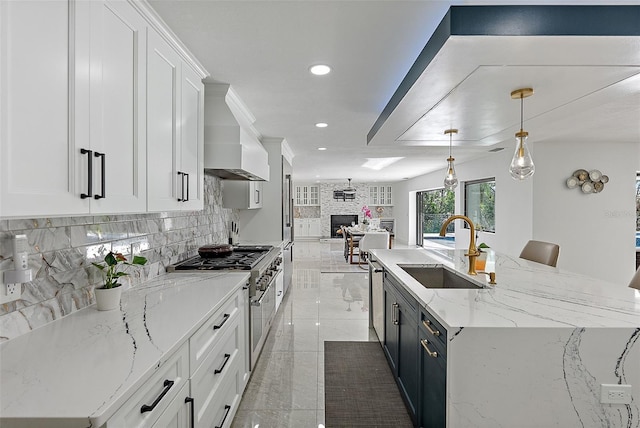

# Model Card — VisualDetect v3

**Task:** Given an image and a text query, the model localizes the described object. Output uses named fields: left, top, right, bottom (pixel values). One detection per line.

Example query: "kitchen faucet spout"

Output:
left=439, top=215, right=479, bottom=275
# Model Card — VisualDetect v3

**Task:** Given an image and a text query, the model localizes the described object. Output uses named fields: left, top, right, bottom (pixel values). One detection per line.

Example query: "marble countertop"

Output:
left=0, top=271, right=250, bottom=426
left=370, top=248, right=640, bottom=329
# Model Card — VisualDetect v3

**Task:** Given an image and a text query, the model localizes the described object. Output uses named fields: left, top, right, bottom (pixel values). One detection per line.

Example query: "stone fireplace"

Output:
left=330, top=215, right=358, bottom=238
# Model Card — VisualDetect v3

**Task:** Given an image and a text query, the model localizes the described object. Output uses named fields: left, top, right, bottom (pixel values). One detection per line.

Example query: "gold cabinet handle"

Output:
left=392, top=303, right=399, bottom=325
left=421, top=339, right=438, bottom=358
left=422, top=319, right=440, bottom=336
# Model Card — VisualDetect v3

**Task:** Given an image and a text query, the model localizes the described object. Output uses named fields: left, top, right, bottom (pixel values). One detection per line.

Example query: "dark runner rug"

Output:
left=324, top=341, right=414, bottom=428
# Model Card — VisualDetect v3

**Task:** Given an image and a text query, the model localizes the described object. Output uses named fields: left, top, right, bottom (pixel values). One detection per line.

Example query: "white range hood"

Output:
left=204, top=83, right=270, bottom=181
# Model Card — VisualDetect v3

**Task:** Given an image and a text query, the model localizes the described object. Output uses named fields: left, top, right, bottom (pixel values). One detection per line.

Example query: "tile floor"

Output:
left=231, top=240, right=377, bottom=428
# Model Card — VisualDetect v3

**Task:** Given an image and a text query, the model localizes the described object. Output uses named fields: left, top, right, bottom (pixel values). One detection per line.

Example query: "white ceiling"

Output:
left=148, top=0, right=640, bottom=184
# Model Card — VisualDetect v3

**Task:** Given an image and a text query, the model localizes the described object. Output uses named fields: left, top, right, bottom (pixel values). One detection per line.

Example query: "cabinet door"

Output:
left=147, top=29, right=181, bottom=211
left=397, top=303, right=419, bottom=418
left=178, top=63, right=204, bottom=210
left=369, top=187, right=379, bottom=206
left=385, top=186, right=393, bottom=205
left=249, top=181, right=263, bottom=209
left=0, top=0, right=89, bottom=216
left=89, top=0, right=147, bottom=213
left=294, top=186, right=302, bottom=205
left=308, top=218, right=321, bottom=236
left=294, top=219, right=305, bottom=237
left=310, top=186, right=319, bottom=205
left=383, top=283, right=398, bottom=371
left=419, top=330, right=446, bottom=428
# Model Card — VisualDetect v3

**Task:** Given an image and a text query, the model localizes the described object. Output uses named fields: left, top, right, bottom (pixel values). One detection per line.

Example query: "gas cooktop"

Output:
left=171, top=245, right=274, bottom=271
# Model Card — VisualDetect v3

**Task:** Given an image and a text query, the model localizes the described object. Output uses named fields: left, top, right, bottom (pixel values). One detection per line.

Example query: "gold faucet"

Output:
left=439, top=215, right=480, bottom=275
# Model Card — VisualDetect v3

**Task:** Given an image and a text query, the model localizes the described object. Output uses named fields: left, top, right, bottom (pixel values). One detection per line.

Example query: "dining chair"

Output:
left=519, top=240, right=560, bottom=267
left=629, top=265, right=640, bottom=290
left=358, top=231, right=390, bottom=268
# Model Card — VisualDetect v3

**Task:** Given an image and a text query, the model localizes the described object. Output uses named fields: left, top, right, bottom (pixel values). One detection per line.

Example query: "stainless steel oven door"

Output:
left=250, top=276, right=277, bottom=369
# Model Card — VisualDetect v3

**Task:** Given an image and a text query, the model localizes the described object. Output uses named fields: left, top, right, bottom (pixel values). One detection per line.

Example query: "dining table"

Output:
left=345, top=227, right=394, bottom=264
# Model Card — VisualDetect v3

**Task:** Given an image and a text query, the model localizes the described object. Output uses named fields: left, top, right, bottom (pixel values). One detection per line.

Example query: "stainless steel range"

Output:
left=168, top=244, right=282, bottom=369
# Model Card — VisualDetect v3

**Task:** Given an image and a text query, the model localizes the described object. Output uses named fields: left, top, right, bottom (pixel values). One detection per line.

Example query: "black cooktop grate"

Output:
left=173, top=245, right=273, bottom=271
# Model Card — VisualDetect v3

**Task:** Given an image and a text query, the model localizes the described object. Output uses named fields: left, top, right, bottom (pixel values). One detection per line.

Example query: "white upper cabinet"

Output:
left=369, top=185, right=393, bottom=206
left=223, top=180, right=263, bottom=209
left=1, top=0, right=206, bottom=218
left=294, top=184, right=319, bottom=206
left=146, top=29, right=205, bottom=212
left=1, top=0, right=87, bottom=216
left=88, top=0, right=147, bottom=214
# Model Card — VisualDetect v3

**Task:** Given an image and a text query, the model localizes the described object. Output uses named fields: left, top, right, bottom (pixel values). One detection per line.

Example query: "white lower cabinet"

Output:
left=294, top=218, right=321, bottom=239
left=105, top=286, right=248, bottom=428
left=151, top=382, right=193, bottom=428
left=106, top=344, right=190, bottom=428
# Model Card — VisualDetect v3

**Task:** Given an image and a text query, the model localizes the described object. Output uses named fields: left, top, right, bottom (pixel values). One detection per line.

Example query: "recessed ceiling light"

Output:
left=318, top=147, right=327, bottom=151
left=315, top=122, right=328, bottom=128
left=309, top=64, right=331, bottom=75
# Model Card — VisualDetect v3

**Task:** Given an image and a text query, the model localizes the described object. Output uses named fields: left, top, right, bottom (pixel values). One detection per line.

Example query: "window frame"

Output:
left=464, top=177, right=496, bottom=233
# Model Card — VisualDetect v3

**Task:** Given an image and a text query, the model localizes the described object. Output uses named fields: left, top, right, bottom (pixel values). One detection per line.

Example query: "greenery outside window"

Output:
left=416, top=188, right=455, bottom=247
left=464, top=178, right=496, bottom=233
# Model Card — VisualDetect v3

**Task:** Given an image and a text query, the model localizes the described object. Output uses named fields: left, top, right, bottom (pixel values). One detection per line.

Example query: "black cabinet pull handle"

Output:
left=177, top=172, right=184, bottom=201
left=214, top=353, right=231, bottom=374
left=213, top=313, right=230, bottom=330
left=185, top=396, right=195, bottom=428
left=80, top=149, right=93, bottom=199
left=184, top=172, right=189, bottom=202
left=140, top=379, right=174, bottom=413
left=215, top=405, right=231, bottom=428
left=94, top=151, right=105, bottom=199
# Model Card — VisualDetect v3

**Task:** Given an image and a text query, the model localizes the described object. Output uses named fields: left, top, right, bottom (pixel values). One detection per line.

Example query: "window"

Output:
left=464, top=178, right=496, bottom=233
left=416, top=188, right=455, bottom=247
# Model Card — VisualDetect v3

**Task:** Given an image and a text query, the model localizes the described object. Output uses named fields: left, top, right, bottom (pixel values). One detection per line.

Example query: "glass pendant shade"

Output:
left=509, top=131, right=535, bottom=180
left=444, top=157, right=458, bottom=190
left=443, top=128, right=458, bottom=190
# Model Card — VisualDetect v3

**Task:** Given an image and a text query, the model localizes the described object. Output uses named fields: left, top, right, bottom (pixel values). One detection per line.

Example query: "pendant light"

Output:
left=509, top=88, right=535, bottom=180
left=343, top=178, right=356, bottom=195
left=443, top=129, right=458, bottom=190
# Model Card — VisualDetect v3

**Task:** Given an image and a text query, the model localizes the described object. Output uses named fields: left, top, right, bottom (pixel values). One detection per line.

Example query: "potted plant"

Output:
left=92, top=252, right=147, bottom=311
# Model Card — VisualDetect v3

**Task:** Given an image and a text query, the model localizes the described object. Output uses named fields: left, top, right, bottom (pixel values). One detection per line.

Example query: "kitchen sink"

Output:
left=398, top=265, right=482, bottom=289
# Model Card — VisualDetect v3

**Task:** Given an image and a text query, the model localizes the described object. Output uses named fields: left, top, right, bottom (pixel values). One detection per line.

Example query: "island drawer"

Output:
left=420, top=308, right=447, bottom=350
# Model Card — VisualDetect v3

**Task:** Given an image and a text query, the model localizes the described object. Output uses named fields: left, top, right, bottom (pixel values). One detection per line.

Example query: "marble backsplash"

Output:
left=0, top=175, right=237, bottom=342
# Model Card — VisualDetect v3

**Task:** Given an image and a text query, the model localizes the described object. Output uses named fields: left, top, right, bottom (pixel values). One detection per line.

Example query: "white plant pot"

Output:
left=94, top=286, right=122, bottom=311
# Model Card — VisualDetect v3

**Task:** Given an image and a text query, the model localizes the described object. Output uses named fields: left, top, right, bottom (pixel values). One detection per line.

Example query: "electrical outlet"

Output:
left=0, top=277, right=22, bottom=304
left=601, top=384, right=632, bottom=404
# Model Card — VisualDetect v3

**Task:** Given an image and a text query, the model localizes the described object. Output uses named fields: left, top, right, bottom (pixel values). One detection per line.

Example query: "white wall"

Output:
left=393, top=141, right=639, bottom=286
left=533, top=140, right=638, bottom=285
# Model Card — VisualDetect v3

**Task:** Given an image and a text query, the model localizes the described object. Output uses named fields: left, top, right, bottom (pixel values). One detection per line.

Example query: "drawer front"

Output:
left=107, top=344, right=189, bottom=428
left=201, top=358, right=242, bottom=428
left=420, top=308, right=447, bottom=351
left=189, top=290, right=241, bottom=376
left=151, top=382, right=192, bottom=428
left=191, top=313, right=241, bottom=426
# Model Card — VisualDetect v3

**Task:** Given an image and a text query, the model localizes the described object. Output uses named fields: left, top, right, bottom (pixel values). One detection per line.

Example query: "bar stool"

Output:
left=629, top=266, right=640, bottom=290
left=519, top=240, right=560, bottom=267
left=358, top=231, right=390, bottom=269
